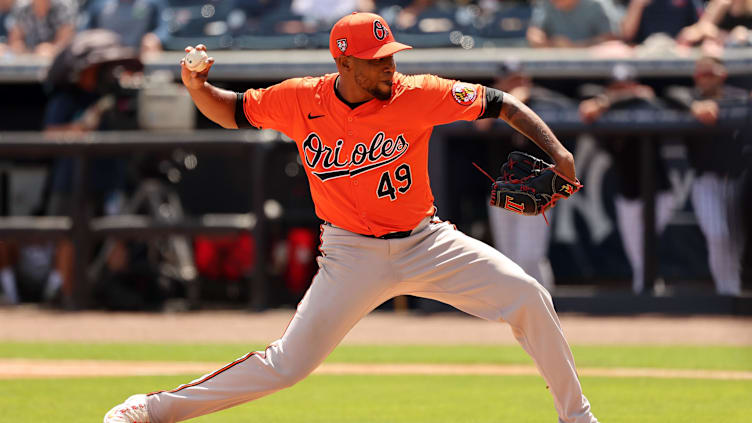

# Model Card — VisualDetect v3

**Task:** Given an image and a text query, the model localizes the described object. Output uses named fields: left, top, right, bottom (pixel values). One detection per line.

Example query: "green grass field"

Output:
left=1, top=342, right=751, bottom=422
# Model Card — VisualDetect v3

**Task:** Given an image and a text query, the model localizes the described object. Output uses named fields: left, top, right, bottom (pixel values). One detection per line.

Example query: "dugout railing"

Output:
left=3, top=47, right=752, bottom=83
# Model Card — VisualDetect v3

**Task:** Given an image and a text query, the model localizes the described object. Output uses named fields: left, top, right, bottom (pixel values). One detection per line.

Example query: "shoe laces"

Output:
left=107, top=396, right=149, bottom=423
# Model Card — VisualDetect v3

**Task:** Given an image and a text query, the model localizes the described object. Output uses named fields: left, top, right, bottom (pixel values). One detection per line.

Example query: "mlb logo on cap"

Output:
left=329, top=12, right=412, bottom=59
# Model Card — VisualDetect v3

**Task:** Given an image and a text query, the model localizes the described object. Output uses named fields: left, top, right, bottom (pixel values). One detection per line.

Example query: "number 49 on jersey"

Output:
left=377, top=163, right=412, bottom=201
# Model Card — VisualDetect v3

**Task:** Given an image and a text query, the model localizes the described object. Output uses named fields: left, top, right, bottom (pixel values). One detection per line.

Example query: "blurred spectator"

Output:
left=664, top=54, right=748, bottom=295
left=0, top=240, right=62, bottom=304
left=287, top=0, right=374, bottom=32
left=579, top=63, right=675, bottom=293
left=477, top=59, right=576, bottom=291
left=742, top=119, right=752, bottom=283
left=0, top=0, right=14, bottom=53
left=273, top=0, right=372, bottom=35
left=43, top=29, right=145, bottom=304
left=620, top=0, right=701, bottom=45
left=527, top=0, right=618, bottom=47
left=79, top=0, right=167, bottom=57
left=389, top=0, right=432, bottom=31
left=697, top=0, right=752, bottom=46
left=7, top=0, right=76, bottom=58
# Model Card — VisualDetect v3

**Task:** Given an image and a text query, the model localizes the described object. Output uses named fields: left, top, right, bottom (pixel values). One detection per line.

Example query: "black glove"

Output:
left=490, top=151, right=582, bottom=216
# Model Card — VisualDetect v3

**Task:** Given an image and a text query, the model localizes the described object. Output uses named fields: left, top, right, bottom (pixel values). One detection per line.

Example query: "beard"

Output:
left=355, top=72, right=392, bottom=100
left=370, top=83, right=392, bottom=100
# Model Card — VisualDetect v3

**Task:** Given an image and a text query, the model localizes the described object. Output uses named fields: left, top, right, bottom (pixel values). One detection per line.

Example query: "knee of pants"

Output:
left=273, top=366, right=310, bottom=389
left=265, top=344, right=317, bottom=389
left=506, top=275, right=554, bottom=317
left=527, top=277, right=553, bottom=304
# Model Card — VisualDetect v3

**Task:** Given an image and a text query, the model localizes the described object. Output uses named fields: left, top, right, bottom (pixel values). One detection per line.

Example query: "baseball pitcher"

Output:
left=104, top=12, right=597, bottom=423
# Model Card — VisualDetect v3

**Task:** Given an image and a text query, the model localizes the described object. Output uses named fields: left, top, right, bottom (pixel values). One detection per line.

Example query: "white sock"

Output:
left=1, top=267, right=19, bottom=304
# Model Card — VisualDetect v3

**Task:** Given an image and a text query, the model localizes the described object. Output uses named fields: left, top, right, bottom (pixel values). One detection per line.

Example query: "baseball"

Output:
left=184, top=48, right=209, bottom=72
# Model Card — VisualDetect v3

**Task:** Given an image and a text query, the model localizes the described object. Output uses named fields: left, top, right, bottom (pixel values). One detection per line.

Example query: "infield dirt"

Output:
left=1, top=307, right=750, bottom=345
left=1, top=307, right=750, bottom=380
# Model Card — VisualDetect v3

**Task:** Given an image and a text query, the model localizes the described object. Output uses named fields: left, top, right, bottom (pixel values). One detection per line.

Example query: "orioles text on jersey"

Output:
left=302, top=131, right=409, bottom=181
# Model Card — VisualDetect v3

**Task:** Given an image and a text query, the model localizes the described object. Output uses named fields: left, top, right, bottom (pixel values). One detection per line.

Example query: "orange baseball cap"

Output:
left=329, top=12, right=412, bottom=59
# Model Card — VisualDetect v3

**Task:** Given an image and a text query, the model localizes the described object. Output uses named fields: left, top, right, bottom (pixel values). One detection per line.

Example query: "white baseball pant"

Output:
left=614, top=192, right=675, bottom=293
left=691, top=173, right=743, bottom=295
left=487, top=203, right=554, bottom=290
left=145, top=217, right=597, bottom=423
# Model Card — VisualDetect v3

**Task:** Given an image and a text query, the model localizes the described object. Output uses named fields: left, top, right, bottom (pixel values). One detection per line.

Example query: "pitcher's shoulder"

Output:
left=290, top=74, right=336, bottom=92
left=394, top=73, right=443, bottom=90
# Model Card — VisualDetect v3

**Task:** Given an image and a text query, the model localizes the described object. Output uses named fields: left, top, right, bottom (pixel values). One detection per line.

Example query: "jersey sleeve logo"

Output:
left=337, top=38, right=347, bottom=53
left=373, top=20, right=388, bottom=41
left=452, top=82, right=477, bottom=106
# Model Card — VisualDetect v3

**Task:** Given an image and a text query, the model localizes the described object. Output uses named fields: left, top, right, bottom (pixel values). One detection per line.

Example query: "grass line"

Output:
left=0, top=342, right=750, bottom=371
left=3, top=359, right=752, bottom=381
left=2, top=374, right=751, bottom=422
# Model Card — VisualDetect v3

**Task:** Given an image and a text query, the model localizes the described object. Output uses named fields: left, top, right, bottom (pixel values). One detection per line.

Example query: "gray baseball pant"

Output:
left=146, top=217, right=597, bottom=423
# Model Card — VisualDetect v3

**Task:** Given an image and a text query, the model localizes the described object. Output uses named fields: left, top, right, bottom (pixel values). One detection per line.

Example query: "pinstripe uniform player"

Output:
left=104, top=13, right=598, bottom=423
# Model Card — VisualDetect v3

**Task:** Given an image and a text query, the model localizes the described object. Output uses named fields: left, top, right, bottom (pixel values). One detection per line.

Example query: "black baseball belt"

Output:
left=323, top=222, right=413, bottom=239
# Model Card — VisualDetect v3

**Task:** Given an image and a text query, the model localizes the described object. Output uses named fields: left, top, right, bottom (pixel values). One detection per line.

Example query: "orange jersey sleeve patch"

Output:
left=398, top=74, right=486, bottom=127
left=451, top=82, right=478, bottom=106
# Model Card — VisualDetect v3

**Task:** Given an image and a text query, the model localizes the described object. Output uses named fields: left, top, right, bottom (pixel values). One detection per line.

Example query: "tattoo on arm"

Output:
left=505, top=102, right=519, bottom=120
left=516, top=117, right=555, bottom=152
left=500, top=94, right=559, bottom=156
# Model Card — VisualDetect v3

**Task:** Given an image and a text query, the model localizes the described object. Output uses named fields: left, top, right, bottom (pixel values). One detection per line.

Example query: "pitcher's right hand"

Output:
left=181, top=44, right=215, bottom=90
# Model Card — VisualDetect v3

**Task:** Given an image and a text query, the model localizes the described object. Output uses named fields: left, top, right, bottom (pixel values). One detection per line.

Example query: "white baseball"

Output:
left=184, top=48, right=209, bottom=72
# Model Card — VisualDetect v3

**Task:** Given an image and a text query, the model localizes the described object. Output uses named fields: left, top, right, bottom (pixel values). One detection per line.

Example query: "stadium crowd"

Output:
left=0, top=0, right=751, bottom=55
left=0, top=0, right=750, bottom=309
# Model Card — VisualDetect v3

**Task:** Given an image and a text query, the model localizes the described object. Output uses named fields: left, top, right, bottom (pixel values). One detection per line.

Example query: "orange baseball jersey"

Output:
left=242, top=72, right=486, bottom=237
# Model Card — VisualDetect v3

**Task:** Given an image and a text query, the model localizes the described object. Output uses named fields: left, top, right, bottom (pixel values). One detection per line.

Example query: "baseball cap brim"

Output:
left=352, top=41, right=412, bottom=59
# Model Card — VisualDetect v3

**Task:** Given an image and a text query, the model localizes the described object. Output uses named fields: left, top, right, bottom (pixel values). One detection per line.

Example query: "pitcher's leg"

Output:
left=398, top=222, right=597, bottom=423
left=513, top=211, right=554, bottom=291
left=146, top=229, right=396, bottom=422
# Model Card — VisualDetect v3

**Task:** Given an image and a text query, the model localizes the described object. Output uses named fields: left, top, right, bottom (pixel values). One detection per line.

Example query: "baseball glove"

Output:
left=490, top=151, right=582, bottom=216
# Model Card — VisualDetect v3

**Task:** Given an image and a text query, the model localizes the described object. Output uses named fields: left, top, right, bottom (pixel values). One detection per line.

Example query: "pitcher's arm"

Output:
left=498, top=92, right=576, bottom=181
left=180, top=45, right=238, bottom=129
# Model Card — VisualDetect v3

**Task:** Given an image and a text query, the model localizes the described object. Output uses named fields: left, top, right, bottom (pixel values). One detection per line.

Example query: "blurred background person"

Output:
left=274, top=0, right=376, bottom=35
left=527, top=0, right=619, bottom=47
left=0, top=0, right=14, bottom=55
left=478, top=59, right=576, bottom=291
left=620, top=0, right=702, bottom=46
left=664, top=54, right=748, bottom=295
left=291, top=0, right=375, bottom=27
left=388, top=0, right=432, bottom=31
left=579, top=63, right=675, bottom=293
left=0, top=0, right=77, bottom=304
left=698, top=0, right=752, bottom=46
left=7, top=0, right=76, bottom=58
left=79, top=0, right=168, bottom=57
left=742, top=110, right=752, bottom=283
left=42, top=29, right=153, bottom=307
left=0, top=239, right=61, bottom=305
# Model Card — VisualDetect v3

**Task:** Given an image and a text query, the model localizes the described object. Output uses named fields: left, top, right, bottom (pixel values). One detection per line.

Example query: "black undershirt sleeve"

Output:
left=235, top=92, right=255, bottom=128
left=478, top=87, right=504, bottom=120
